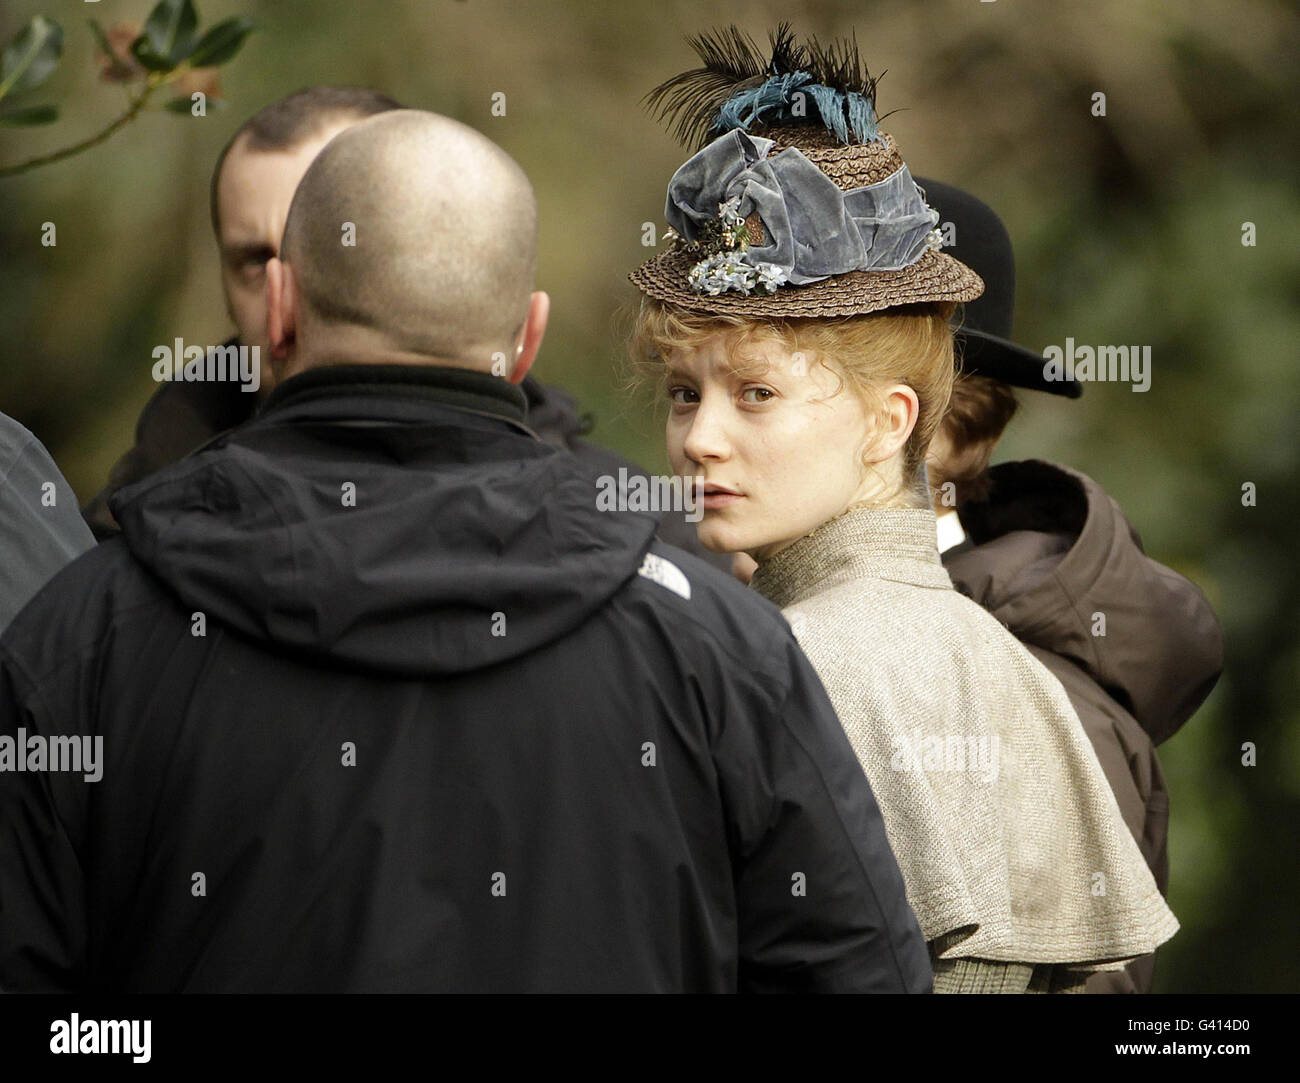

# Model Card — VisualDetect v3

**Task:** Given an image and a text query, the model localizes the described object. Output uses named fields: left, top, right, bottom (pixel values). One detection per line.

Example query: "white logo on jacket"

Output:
left=638, top=552, right=692, bottom=600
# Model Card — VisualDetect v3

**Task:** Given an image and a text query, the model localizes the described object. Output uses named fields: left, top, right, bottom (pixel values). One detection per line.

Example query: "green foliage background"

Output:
left=1, top=0, right=1295, bottom=992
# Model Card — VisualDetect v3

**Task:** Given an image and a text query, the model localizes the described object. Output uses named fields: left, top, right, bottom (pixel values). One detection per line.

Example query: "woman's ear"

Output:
left=863, top=383, right=920, bottom=463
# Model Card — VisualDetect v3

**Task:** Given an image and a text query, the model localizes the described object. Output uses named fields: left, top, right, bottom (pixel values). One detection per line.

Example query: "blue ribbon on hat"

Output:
left=664, top=129, right=940, bottom=287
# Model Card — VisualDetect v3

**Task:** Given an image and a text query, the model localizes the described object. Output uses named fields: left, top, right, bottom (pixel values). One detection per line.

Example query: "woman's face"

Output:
left=664, top=333, right=882, bottom=561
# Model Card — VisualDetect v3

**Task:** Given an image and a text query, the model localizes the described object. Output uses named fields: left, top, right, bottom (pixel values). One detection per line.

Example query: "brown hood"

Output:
left=944, top=460, right=1223, bottom=746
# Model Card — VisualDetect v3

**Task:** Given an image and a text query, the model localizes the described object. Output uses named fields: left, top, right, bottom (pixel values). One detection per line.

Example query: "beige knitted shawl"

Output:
left=751, top=506, right=1179, bottom=967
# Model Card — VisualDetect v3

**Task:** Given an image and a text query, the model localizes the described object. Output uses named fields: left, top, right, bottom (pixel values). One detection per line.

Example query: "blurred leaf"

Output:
left=143, top=0, right=198, bottom=65
left=0, top=16, right=64, bottom=100
left=0, top=103, right=59, bottom=126
left=187, top=17, right=256, bottom=68
left=129, top=36, right=176, bottom=74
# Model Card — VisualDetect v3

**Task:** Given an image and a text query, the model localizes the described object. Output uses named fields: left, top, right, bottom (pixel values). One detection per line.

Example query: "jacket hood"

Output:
left=110, top=364, right=661, bottom=678
left=521, top=375, right=590, bottom=450
left=944, top=459, right=1222, bottom=745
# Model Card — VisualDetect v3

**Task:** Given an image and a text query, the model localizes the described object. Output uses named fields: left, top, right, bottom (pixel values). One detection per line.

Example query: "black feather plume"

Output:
left=766, top=23, right=808, bottom=77
left=804, top=30, right=877, bottom=98
left=644, top=23, right=884, bottom=148
left=644, top=25, right=769, bottom=149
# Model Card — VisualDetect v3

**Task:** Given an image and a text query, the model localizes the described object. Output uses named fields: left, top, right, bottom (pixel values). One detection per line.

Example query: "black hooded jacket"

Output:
left=81, top=348, right=726, bottom=569
left=944, top=459, right=1224, bottom=993
left=0, top=364, right=928, bottom=993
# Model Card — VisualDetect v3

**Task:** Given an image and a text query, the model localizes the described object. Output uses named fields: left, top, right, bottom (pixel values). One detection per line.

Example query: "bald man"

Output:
left=268, top=111, right=548, bottom=384
left=83, top=87, right=724, bottom=573
left=0, top=111, right=928, bottom=992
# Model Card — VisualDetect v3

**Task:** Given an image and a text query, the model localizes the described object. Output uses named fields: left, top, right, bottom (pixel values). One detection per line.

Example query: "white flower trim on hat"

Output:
left=679, top=197, right=786, bottom=296
left=688, top=252, right=789, bottom=297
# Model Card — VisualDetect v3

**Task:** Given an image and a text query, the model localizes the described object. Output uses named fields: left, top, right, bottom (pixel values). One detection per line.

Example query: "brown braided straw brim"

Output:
left=629, top=124, right=985, bottom=318
left=631, top=245, right=983, bottom=318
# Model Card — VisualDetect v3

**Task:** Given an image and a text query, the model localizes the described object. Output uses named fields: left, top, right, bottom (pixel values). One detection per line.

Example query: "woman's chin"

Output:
left=697, top=520, right=770, bottom=558
left=695, top=520, right=739, bottom=555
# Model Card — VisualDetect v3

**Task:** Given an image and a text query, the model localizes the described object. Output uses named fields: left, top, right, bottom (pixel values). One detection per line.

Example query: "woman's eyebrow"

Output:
left=726, top=357, right=775, bottom=380
left=664, top=352, right=775, bottom=381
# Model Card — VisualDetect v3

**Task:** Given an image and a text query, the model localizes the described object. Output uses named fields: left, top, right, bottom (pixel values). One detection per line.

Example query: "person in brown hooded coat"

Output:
left=921, top=178, right=1225, bottom=992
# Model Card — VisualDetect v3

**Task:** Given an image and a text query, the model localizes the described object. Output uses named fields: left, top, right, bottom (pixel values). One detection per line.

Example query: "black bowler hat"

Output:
left=913, top=177, right=1082, bottom=398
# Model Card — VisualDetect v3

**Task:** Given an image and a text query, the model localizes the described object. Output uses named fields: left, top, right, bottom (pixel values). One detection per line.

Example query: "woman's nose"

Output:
left=681, top=399, right=731, bottom=464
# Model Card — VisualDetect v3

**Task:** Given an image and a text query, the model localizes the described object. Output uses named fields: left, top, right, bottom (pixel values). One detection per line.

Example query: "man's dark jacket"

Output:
left=0, top=414, right=94, bottom=632
left=82, top=353, right=726, bottom=569
left=944, top=460, right=1223, bottom=993
left=0, top=364, right=929, bottom=993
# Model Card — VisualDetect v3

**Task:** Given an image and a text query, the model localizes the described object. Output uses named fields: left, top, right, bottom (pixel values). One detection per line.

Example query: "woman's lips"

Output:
left=700, top=484, right=743, bottom=511
left=702, top=493, right=743, bottom=510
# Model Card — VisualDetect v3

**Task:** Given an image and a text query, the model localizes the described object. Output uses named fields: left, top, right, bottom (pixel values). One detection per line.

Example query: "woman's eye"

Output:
left=667, top=386, right=698, bottom=406
left=741, top=387, right=774, bottom=404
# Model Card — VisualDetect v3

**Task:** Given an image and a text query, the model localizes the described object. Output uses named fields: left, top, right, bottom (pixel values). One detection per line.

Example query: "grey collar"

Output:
left=751, top=505, right=951, bottom=609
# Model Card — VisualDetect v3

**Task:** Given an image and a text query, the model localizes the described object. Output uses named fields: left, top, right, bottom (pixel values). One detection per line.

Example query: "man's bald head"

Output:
left=280, top=110, right=539, bottom=368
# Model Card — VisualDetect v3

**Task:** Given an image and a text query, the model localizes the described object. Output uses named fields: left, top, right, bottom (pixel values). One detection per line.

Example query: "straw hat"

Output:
left=629, top=26, right=984, bottom=318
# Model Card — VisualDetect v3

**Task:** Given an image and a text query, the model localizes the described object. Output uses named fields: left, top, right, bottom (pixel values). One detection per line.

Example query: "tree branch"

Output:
left=0, top=78, right=160, bottom=178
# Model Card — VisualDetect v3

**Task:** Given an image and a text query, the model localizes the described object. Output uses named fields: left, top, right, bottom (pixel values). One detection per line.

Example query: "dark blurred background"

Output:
left=1, top=0, right=1296, bottom=992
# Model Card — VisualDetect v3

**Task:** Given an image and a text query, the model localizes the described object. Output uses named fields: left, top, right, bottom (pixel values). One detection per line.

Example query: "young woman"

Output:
left=628, top=27, right=1178, bottom=992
